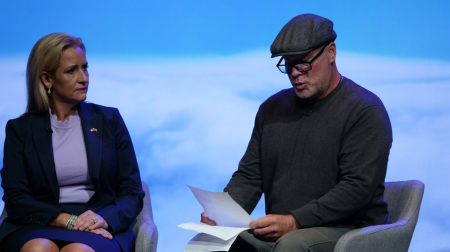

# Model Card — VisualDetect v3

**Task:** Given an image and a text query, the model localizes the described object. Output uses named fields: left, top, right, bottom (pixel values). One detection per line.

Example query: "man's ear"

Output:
left=327, top=42, right=337, bottom=64
left=40, top=72, right=52, bottom=89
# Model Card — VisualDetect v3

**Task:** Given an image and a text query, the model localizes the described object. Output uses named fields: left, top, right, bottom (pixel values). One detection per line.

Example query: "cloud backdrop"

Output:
left=0, top=50, right=449, bottom=251
left=1, top=0, right=449, bottom=250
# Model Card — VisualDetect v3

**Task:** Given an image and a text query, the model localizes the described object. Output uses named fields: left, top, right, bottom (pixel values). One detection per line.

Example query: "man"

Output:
left=201, top=14, right=392, bottom=252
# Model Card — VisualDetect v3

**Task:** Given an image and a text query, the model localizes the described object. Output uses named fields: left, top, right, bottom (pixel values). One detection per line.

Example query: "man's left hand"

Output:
left=249, top=214, right=300, bottom=242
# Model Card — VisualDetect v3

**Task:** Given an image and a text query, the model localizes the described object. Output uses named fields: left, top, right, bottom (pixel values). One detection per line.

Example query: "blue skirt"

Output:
left=1, top=203, right=122, bottom=252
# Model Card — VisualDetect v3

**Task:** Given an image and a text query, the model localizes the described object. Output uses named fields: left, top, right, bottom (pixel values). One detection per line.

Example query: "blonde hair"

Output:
left=26, top=33, right=86, bottom=114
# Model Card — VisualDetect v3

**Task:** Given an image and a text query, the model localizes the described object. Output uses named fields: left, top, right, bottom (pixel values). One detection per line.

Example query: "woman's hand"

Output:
left=72, top=210, right=109, bottom=232
left=49, top=213, right=72, bottom=228
left=88, top=227, right=113, bottom=239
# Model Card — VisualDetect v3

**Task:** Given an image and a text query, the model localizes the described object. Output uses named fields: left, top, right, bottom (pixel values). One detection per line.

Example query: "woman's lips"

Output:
left=76, top=88, right=87, bottom=92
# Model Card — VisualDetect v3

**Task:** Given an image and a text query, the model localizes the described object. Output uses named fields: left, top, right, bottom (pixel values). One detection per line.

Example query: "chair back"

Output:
left=132, top=181, right=158, bottom=252
left=333, top=180, right=425, bottom=252
left=384, top=180, right=425, bottom=225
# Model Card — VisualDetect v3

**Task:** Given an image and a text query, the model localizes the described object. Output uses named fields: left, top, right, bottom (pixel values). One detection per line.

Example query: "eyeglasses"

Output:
left=276, top=43, right=328, bottom=74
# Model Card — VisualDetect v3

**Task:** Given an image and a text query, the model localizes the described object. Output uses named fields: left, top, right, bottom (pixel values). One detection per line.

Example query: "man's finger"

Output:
left=253, top=226, right=279, bottom=242
left=249, top=217, right=271, bottom=229
left=201, top=217, right=216, bottom=226
left=200, top=212, right=216, bottom=226
left=252, top=225, right=275, bottom=237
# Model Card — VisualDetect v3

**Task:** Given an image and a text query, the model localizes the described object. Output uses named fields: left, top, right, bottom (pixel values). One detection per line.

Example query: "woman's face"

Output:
left=44, top=46, right=89, bottom=107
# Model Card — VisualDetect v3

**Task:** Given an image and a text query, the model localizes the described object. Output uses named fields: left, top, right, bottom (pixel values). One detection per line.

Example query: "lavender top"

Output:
left=50, top=109, right=95, bottom=203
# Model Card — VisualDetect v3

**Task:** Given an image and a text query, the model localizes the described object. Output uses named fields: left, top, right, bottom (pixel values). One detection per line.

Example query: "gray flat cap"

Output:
left=270, top=14, right=337, bottom=58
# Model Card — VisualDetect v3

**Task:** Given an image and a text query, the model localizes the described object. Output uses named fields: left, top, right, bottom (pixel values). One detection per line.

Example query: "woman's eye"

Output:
left=66, top=67, right=76, bottom=74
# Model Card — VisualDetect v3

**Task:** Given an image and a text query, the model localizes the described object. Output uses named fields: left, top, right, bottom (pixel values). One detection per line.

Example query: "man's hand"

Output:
left=200, top=212, right=216, bottom=226
left=249, top=214, right=300, bottom=242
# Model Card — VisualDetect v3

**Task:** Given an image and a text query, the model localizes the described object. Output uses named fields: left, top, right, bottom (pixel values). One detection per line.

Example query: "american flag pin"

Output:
left=90, top=128, right=98, bottom=132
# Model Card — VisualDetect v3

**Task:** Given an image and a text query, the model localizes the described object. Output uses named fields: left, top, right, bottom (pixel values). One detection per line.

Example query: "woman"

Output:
left=0, top=33, right=144, bottom=252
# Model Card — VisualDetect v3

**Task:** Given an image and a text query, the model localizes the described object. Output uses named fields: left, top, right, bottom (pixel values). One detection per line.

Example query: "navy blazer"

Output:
left=0, top=102, right=144, bottom=252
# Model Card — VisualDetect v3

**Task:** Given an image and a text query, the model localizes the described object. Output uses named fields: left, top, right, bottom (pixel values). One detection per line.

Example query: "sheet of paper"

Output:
left=180, top=186, right=256, bottom=251
left=179, top=222, right=250, bottom=241
left=188, top=185, right=254, bottom=227
left=183, top=233, right=239, bottom=252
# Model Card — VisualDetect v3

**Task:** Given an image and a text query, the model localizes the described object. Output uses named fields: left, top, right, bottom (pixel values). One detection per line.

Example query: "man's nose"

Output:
left=289, top=66, right=304, bottom=77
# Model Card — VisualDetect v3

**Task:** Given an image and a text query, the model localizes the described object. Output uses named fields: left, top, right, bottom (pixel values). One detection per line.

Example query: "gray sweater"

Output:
left=224, top=77, right=392, bottom=228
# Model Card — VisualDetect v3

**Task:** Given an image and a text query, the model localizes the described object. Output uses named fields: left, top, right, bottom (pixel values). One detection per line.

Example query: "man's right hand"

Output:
left=200, top=212, right=216, bottom=226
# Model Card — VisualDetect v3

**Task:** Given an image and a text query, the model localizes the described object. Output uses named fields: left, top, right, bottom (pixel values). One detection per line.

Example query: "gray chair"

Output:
left=0, top=181, right=158, bottom=252
left=334, top=180, right=424, bottom=252
left=133, top=181, right=158, bottom=252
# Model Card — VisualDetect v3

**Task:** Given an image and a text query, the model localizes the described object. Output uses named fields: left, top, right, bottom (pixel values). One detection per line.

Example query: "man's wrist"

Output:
left=289, top=214, right=301, bottom=229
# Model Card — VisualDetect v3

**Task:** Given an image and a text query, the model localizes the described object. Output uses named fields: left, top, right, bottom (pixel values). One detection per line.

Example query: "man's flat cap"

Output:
left=270, top=14, right=337, bottom=58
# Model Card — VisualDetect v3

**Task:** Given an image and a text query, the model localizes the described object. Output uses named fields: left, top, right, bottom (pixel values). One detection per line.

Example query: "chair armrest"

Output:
left=334, top=217, right=414, bottom=252
left=134, top=220, right=158, bottom=252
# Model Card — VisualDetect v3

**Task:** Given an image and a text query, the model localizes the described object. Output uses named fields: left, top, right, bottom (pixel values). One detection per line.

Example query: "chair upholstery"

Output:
left=333, top=180, right=425, bottom=252
left=0, top=181, right=158, bottom=252
left=132, top=181, right=158, bottom=252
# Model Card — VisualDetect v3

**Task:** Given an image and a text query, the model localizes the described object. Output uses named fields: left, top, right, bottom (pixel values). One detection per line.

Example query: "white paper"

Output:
left=183, top=233, right=239, bottom=252
left=179, top=222, right=249, bottom=241
left=187, top=185, right=254, bottom=227
left=179, top=186, right=255, bottom=251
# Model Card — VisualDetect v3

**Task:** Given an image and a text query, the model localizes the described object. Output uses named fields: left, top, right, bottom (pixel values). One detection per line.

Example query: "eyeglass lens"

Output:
left=277, top=43, right=328, bottom=74
left=279, top=63, right=311, bottom=74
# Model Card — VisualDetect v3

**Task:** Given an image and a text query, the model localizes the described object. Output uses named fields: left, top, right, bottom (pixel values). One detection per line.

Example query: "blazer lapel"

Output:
left=32, top=112, right=60, bottom=200
left=78, top=102, right=102, bottom=188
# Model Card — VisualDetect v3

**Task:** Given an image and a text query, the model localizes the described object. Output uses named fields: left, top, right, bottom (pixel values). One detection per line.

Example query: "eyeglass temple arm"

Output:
left=276, top=57, right=284, bottom=66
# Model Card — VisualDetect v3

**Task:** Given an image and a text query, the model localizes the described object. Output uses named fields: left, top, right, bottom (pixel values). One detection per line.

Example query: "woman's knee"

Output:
left=60, top=243, right=95, bottom=252
left=20, top=238, right=59, bottom=252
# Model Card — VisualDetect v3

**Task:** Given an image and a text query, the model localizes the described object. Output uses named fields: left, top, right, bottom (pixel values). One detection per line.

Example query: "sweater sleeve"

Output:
left=290, top=105, right=392, bottom=228
left=224, top=104, right=265, bottom=215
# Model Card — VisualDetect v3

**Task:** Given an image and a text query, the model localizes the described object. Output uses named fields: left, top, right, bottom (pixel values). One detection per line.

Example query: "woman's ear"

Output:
left=40, top=72, right=52, bottom=89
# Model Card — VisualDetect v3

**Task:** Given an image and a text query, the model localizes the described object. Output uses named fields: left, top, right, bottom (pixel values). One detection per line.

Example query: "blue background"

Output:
left=1, top=1, right=449, bottom=251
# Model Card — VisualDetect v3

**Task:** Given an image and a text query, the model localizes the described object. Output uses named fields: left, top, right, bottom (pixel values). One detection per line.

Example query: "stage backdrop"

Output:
left=1, top=1, right=449, bottom=251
